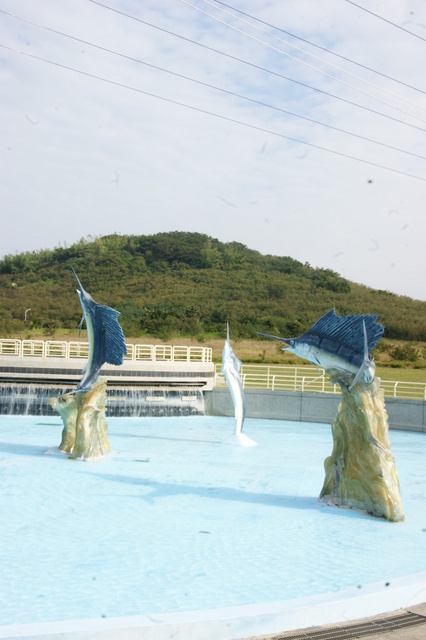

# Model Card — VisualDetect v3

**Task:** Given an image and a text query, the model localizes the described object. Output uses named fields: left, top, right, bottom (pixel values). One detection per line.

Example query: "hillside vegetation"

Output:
left=0, top=233, right=425, bottom=361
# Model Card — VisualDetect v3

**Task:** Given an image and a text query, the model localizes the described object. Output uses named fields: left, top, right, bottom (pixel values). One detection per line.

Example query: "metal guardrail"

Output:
left=1, top=340, right=424, bottom=399
left=0, top=339, right=212, bottom=363
left=214, top=364, right=426, bottom=401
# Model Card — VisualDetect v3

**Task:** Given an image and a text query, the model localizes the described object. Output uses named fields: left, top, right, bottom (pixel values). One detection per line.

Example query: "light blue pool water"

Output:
left=0, top=415, right=425, bottom=627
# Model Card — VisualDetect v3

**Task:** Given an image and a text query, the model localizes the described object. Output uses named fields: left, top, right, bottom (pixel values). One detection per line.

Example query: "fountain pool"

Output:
left=0, top=415, right=425, bottom=639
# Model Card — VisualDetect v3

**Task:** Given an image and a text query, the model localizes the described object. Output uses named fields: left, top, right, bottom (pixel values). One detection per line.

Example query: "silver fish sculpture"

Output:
left=221, top=323, right=256, bottom=446
left=257, top=309, right=384, bottom=389
left=71, top=266, right=127, bottom=391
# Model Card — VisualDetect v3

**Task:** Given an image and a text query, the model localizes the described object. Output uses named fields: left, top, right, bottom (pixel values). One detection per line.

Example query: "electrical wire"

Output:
left=1, top=9, right=424, bottom=161
left=211, top=0, right=426, bottom=95
left=179, top=0, right=426, bottom=123
left=344, top=0, right=426, bottom=42
left=2, top=43, right=425, bottom=183
left=86, top=0, right=426, bottom=134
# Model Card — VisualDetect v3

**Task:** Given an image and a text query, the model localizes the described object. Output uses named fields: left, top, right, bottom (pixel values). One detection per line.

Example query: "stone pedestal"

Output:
left=319, top=378, right=404, bottom=522
left=49, top=378, right=110, bottom=460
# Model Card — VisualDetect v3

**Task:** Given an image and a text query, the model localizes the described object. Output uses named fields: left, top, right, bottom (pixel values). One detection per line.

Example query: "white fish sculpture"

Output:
left=221, top=323, right=257, bottom=446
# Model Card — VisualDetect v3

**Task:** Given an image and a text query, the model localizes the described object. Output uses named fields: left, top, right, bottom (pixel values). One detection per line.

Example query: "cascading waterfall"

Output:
left=0, top=384, right=205, bottom=417
left=0, top=384, right=72, bottom=416
left=107, top=387, right=205, bottom=417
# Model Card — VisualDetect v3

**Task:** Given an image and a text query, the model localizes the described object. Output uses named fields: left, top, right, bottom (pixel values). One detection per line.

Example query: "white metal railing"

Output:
left=0, top=339, right=21, bottom=356
left=1, top=339, right=424, bottom=399
left=22, top=340, right=45, bottom=357
left=69, top=342, right=89, bottom=358
left=0, top=338, right=212, bottom=364
left=214, top=363, right=426, bottom=401
left=379, top=379, right=426, bottom=400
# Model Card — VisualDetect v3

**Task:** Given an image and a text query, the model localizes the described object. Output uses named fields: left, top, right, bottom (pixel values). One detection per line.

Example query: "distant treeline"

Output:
left=0, top=232, right=425, bottom=342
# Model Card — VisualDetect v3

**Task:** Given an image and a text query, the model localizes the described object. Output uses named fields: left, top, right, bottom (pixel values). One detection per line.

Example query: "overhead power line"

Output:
left=86, top=0, right=426, bottom=134
left=344, top=0, right=426, bottom=42
left=211, top=0, right=426, bottom=95
left=2, top=44, right=425, bottom=183
left=179, top=0, right=426, bottom=123
left=1, top=9, right=424, bottom=161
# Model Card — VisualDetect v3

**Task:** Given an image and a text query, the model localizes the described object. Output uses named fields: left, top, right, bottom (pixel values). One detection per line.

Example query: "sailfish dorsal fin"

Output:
left=94, top=303, right=127, bottom=366
left=307, top=309, right=384, bottom=355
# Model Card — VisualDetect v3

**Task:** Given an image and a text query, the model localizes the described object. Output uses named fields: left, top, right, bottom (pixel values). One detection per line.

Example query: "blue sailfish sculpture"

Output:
left=71, top=267, right=127, bottom=391
left=258, top=309, right=384, bottom=389
left=221, top=323, right=257, bottom=446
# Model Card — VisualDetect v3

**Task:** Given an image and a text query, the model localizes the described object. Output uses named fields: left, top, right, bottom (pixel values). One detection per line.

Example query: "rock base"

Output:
left=49, top=378, right=110, bottom=460
left=319, top=378, right=404, bottom=522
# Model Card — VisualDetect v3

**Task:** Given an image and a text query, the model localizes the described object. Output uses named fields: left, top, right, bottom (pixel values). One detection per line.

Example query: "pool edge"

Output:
left=1, top=571, right=425, bottom=640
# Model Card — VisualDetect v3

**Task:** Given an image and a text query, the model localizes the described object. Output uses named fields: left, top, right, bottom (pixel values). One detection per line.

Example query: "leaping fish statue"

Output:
left=71, top=266, right=127, bottom=392
left=221, top=323, right=257, bottom=446
left=257, top=309, right=384, bottom=390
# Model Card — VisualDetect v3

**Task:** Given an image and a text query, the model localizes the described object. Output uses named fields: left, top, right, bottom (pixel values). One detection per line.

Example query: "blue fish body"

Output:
left=71, top=267, right=127, bottom=391
left=258, top=309, right=384, bottom=388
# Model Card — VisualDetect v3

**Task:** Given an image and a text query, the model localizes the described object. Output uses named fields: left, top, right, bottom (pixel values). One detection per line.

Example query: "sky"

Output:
left=1, top=0, right=425, bottom=300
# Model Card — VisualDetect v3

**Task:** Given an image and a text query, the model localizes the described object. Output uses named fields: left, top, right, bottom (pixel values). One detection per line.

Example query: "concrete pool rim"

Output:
left=1, top=571, right=425, bottom=640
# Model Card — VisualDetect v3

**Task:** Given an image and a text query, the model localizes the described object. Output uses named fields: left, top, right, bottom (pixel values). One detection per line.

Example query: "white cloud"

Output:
left=0, top=0, right=425, bottom=300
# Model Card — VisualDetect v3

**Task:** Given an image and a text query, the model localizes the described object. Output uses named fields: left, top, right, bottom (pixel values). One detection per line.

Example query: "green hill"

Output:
left=0, top=232, right=425, bottom=344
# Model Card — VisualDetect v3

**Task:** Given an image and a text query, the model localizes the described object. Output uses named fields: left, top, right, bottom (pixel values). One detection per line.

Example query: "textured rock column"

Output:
left=49, top=378, right=110, bottom=460
left=319, top=378, right=404, bottom=521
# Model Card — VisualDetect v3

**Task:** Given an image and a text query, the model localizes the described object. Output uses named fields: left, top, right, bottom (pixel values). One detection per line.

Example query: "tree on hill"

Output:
left=0, top=232, right=424, bottom=342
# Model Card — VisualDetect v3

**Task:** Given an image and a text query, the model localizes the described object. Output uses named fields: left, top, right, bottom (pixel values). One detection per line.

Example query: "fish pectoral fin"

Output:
left=312, top=362, right=325, bottom=377
left=233, top=356, right=243, bottom=372
left=77, top=314, right=85, bottom=335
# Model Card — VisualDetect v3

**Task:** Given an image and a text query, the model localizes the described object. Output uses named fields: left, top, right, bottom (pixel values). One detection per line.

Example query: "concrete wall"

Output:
left=0, top=355, right=215, bottom=390
left=204, top=388, right=426, bottom=433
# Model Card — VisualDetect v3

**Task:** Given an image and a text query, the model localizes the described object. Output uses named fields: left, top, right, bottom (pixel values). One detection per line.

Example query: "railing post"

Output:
left=394, top=382, right=398, bottom=398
